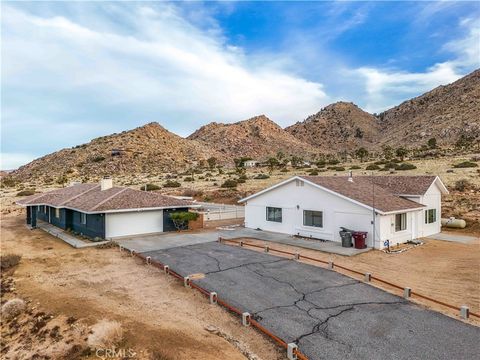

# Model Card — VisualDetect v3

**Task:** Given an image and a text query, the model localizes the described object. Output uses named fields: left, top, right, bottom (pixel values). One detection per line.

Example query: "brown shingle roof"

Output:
left=300, top=176, right=426, bottom=213
left=17, top=184, right=195, bottom=213
left=361, top=176, right=436, bottom=195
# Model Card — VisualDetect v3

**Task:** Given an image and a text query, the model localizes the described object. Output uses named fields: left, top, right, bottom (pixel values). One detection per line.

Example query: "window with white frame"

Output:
left=55, top=208, right=60, bottom=218
left=303, top=210, right=323, bottom=228
left=395, top=213, right=407, bottom=232
left=425, top=209, right=436, bottom=224
left=80, top=213, right=87, bottom=225
left=266, top=207, right=282, bottom=223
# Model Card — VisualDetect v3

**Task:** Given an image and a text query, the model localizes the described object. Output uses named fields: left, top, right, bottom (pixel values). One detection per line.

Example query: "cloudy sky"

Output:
left=1, top=1, right=479, bottom=169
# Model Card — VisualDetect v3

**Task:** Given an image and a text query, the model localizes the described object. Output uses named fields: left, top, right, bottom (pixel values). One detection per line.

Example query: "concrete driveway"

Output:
left=143, top=242, right=479, bottom=360
left=426, top=232, right=479, bottom=244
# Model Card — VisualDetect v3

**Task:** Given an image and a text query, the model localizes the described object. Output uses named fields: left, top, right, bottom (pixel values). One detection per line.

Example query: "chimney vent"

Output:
left=100, top=176, right=113, bottom=191
left=348, top=171, right=353, bottom=182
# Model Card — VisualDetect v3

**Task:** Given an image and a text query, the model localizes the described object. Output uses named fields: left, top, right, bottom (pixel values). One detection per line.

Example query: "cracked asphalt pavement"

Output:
left=143, top=242, right=480, bottom=360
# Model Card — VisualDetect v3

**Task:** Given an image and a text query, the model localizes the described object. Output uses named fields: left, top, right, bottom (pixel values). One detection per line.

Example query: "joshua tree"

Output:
left=355, top=147, right=369, bottom=162
left=395, top=147, right=408, bottom=161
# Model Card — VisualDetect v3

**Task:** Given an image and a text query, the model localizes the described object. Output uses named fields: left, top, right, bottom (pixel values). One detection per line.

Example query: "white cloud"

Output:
left=354, top=18, right=479, bottom=113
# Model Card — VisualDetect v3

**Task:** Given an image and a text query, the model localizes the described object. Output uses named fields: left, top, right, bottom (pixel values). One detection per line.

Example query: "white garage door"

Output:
left=105, top=210, right=163, bottom=238
left=333, top=211, right=373, bottom=245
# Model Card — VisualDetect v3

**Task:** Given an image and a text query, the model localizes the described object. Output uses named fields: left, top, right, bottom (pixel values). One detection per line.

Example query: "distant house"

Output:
left=17, top=178, right=199, bottom=239
left=243, top=160, right=259, bottom=168
left=239, top=175, right=448, bottom=249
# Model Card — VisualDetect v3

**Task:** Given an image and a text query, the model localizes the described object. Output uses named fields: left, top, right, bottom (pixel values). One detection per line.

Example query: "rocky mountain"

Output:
left=377, top=69, right=480, bottom=147
left=187, top=115, right=317, bottom=159
left=9, top=122, right=223, bottom=181
left=285, top=102, right=380, bottom=151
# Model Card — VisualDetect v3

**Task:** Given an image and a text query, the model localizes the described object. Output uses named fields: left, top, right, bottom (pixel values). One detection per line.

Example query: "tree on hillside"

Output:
left=266, top=157, right=279, bottom=174
left=290, top=155, right=303, bottom=168
left=355, top=147, right=369, bottom=162
left=207, top=157, right=217, bottom=169
left=427, top=137, right=437, bottom=149
left=382, top=145, right=394, bottom=160
left=276, top=151, right=285, bottom=162
left=395, top=147, right=408, bottom=161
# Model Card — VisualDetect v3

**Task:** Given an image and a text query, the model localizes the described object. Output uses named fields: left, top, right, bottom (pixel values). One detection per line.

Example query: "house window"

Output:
left=395, top=213, right=407, bottom=232
left=37, top=205, right=41, bottom=212
left=425, top=209, right=437, bottom=224
left=55, top=208, right=60, bottom=218
left=303, top=210, right=323, bottom=228
left=80, top=213, right=87, bottom=225
left=266, top=207, right=282, bottom=223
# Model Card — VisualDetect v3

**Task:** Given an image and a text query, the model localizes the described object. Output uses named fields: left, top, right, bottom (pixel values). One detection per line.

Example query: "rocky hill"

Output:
left=377, top=69, right=480, bottom=147
left=9, top=122, right=223, bottom=181
left=285, top=102, right=381, bottom=151
left=187, top=115, right=317, bottom=159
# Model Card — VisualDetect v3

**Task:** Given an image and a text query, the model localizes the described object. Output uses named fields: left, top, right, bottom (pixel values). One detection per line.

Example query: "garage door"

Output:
left=105, top=210, right=163, bottom=238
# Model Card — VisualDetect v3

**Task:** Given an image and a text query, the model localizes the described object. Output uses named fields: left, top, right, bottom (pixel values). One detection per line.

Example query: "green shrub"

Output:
left=163, top=180, right=181, bottom=188
left=328, top=159, right=340, bottom=165
left=334, top=166, right=345, bottom=171
left=91, top=156, right=105, bottom=163
left=170, top=211, right=199, bottom=230
left=383, top=162, right=398, bottom=169
left=280, top=168, right=289, bottom=173
left=140, top=184, right=160, bottom=191
left=453, top=161, right=478, bottom=168
left=221, top=179, right=238, bottom=188
left=16, top=189, right=35, bottom=196
left=308, top=170, right=319, bottom=175
left=396, top=163, right=417, bottom=170
left=349, top=165, right=362, bottom=170
left=454, top=179, right=472, bottom=192
left=366, top=164, right=380, bottom=170
left=183, top=177, right=195, bottom=182
left=254, top=174, right=270, bottom=179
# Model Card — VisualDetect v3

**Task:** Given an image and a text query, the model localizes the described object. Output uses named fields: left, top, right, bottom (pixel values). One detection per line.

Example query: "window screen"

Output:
left=303, top=210, right=323, bottom=228
left=395, top=213, right=407, bottom=231
left=266, top=207, right=282, bottom=223
left=425, top=209, right=436, bottom=224
left=80, top=213, right=87, bottom=225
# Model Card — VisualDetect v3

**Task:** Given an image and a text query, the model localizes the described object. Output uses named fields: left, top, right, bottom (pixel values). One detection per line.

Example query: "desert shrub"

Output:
left=334, top=166, right=345, bottom=171
left=349, top=165, right=362, bottom=170
left=1, top=177, right=16, bottom=188
left=182, top=189, right=203, bottom=197
left=87, top=319, right=124, bottom=349
left=396, top=163, right=417, bottom=170
left=170, top=211, right=199, bottom=230
left=236, top=178, right=246, bottom=184
left=280, top=168, right=289, bottom=172
left=454, top=179, right=473, bottom=192
left=453, top=161, right=478, bottom=168
left=366, top=164, right=380, bottom=170
left=163, top=180, right=181, bottom=188
left=254, top=174, right=270, bottom=179
left=1, top=254, right=21, bottom=271
left=183, top=177, right=194, bottom=182
left=374, top=160, right=386, bottom=165
left=140, top=184, right=160, bottom=191
left=383, top=162, right=398, bottom=169
left=1, top=298, right=26, bottom=320
left=16, top=189, right=35, bottom=196
left=328, top=159, right=340, bottom=165
left=308, top=170, right=319, bottom=175
left=221, top=179, right=238, bottom=188
left=91, top=156, right=105, bottom=163
left=238, top=174, right=248, bottom=181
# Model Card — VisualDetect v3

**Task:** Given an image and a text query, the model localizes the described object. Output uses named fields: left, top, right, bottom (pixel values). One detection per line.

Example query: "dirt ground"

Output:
left=0, top=216, right=283, bottom=360
left=230, top=236, right=480, bottom=326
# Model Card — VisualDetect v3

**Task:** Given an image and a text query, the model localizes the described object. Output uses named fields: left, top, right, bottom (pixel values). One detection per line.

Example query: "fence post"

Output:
left=210, top=292, right=218, bottom=305
left=287, top=343, right=298, bottom=360
left=164, top=265, right=169, bottom=275
left=403, top=287, right=411, bottom=299
left=460, top=305, right=469, bottom=319
left=364, top=273, right=371, bottom=282
left=242, top=312, right=251, bottom=326
left=328, top=261, right=334, bottom=270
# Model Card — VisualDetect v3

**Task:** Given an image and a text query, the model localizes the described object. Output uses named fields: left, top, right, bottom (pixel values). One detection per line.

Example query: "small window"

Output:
left=80, top=213, right=87, bottom=225
left=266, top=207, right=282, bottom=223
left=425, top=209, right=436, bottom=224
left=55, top=208, right=60, bottom=218
left=303, top=210, right=323, bottom=228
left=395, top=213, right=407, bottom=232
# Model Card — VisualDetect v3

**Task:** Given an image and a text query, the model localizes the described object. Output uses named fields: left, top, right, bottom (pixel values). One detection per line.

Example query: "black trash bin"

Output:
left=339, top=230, right=353, bottom=247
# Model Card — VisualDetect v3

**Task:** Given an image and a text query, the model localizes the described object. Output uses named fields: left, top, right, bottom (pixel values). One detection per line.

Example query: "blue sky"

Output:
left=1, top=1, right=479, bottom=169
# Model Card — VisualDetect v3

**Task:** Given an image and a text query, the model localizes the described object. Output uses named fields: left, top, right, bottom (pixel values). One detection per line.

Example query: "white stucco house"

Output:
left=239, top=175, right=448, bottom=249
left=243, top=160, right=259, bottom=168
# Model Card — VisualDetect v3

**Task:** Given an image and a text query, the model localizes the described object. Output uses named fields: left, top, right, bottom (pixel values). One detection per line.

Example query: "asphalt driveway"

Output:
left=143, top=242, right=480, bottom=360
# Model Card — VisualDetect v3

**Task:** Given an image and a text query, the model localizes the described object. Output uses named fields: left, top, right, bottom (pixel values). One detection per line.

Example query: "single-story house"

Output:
left=239, top=175, right=448, bottom=249
left=16, top=178, right=199, bottom=239
left=243, top=160, right=259, bottom=168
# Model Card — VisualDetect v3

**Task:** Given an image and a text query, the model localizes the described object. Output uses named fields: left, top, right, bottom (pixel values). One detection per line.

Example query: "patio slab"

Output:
left=426, top=232, right=479, bottom=244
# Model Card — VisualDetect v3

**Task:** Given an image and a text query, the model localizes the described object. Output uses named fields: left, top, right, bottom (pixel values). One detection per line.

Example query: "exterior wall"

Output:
left=37, top=205, right=49, bottom=222
left=244, top=180, right=379, bottom=247
left=105, top=210, right=164, bottom=239
left=49, top=207, right=67, bottom=229
left=377, top=211, right=420, bottom=248
left=417, top=182, right=442, bottom=237
left=70, top=210, right=105, bottom=239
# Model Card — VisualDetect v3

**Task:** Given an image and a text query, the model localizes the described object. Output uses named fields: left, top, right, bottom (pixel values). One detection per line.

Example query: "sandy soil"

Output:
left=0, top=216, right=283, bottom=360
left=230, top=236, right=480, bottom=325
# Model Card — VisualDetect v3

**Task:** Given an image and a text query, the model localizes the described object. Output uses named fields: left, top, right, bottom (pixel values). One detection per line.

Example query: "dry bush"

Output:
left=1, top=254, right=21, bottom=271
left=87, top=319, right=124, bottom=348
left=1, top=298, right=26, bottom=320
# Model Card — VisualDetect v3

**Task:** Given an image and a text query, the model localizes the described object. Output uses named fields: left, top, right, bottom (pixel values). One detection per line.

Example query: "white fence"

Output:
left=195, top=202, right=245, bottom=221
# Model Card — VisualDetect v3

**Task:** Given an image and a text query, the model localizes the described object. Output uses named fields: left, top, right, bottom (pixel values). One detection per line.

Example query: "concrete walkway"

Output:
left=144, top=242, right=480, bottom=360
left=426, top=232, right=479, bottom=244
left=37, top=221, right=110, bottom=248
left=219, top=227, right=371, bottom=256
